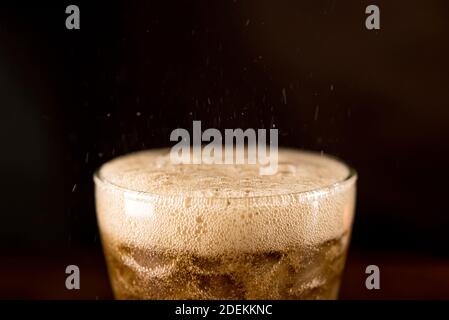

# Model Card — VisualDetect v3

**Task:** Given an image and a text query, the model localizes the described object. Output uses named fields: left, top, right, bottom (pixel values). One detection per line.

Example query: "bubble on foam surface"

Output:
left=95, top=148, right=356, bottom=255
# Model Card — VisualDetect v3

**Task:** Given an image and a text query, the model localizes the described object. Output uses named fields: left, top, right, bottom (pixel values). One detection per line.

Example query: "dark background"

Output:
left=0, top=1, right=448, bottom=299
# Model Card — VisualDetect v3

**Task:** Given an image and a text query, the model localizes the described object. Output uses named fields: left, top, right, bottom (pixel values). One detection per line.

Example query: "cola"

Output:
left=94, top=148, right=356, bottom=299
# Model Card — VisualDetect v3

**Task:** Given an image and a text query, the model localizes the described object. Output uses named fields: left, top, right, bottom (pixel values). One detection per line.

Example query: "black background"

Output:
left=0, top=1, right=448, bottom=299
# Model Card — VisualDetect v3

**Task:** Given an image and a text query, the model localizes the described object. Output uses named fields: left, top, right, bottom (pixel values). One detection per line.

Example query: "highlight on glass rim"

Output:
left=1, top=0, right=449, bottom=309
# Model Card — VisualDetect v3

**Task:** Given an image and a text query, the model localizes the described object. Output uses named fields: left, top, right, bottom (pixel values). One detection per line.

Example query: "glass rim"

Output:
left=93, top=151, right=357, bottom=202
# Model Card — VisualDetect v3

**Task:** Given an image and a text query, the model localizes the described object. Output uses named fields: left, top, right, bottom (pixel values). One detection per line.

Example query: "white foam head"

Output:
left=95, top=148, right=356, bottom=255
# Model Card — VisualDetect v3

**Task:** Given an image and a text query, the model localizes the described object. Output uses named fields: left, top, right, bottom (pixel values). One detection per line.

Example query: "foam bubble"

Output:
left=95, top=148, right=356, bottom=255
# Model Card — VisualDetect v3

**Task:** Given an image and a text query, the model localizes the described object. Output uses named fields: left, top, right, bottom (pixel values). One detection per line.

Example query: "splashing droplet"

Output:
left=281, top=88, right=287, bottom=104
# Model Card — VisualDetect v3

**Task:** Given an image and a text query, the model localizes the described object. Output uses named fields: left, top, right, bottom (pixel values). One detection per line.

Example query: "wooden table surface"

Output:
left=1, top=249, right=448, bottom=299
